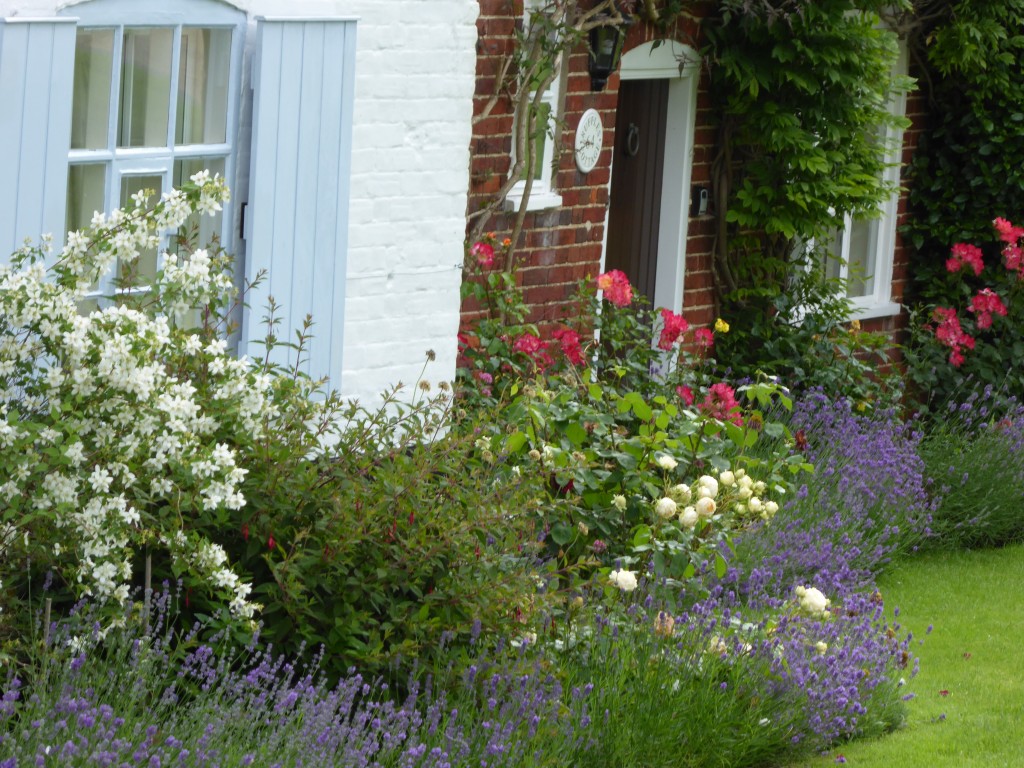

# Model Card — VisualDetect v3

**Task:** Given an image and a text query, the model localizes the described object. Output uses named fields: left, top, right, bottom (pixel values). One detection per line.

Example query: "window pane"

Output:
left=846, top=217, right=878, bottom=298
left=173, top=157, right=226, bottom=252
left=71, top=29, right=114, bottom=150
left=119, top=174, right=163, bottom=284
left=176, top=28, right=231, bottom=145
left=118, top=28, right=173, bottom=148
left=66, top=164, right=106, bottom=235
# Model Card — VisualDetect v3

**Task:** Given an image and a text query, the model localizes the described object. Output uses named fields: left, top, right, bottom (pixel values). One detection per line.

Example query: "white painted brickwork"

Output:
left=1, top=0, right=477, bottom=407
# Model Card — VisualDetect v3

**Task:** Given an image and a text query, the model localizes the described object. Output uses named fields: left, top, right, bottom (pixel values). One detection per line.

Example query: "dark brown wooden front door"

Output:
left=605, top=79, right=669, bottom=306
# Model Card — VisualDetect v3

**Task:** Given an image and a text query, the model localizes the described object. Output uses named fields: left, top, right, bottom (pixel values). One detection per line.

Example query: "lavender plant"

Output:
left=920, top=387, right=1024, bottom=547
left=546, top=575, right=913, bottom=763
left=733, top=391, right=936, bottom=599
left=0, top=593, right=591, bottom=768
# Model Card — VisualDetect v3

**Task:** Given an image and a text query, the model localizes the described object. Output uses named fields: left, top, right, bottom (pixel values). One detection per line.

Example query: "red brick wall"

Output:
left=465, top=1, right=719, bottom=334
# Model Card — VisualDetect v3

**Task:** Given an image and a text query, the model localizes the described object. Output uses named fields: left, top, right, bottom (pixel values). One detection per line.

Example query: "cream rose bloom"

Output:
left=609, top=569, right=638, bottom=592
left=656, top=454, right=678, bottom=471
left=679, top=506, right=698, bottom=529
left=655, top=496, right=678, bottom=520
left=695, top=496, right=717, bottom=519
left=719, top=470, right=736, bottom=487
left=669, top=483, right=692, bottom=505
left=796, top=586, right=830, bottom=616
left=697, top=475, right=719, bottom=497
left=612, top=494, right=627, bottom=511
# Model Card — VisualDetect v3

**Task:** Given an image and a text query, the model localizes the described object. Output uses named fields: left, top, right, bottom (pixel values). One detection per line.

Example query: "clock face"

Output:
left=575, top=108, right=603, bottom=174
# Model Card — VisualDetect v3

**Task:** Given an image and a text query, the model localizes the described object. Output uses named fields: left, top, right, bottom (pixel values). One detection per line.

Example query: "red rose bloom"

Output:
left=676, top=385, right=695, bottom=405
left=945, top=243, right=984, bottom=276
left=693, top=328, right=714, bottom=349
left=552, top=327, right=586, bottom=366
left=470, top=241, right=496, bottom=269
left=657, top=309, right=689, bottom=350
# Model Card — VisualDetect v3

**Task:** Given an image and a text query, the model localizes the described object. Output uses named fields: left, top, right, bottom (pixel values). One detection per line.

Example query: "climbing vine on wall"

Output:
left=701, top=0, right=910, bottom=312
left=893, top=0, right=1024, bottom=402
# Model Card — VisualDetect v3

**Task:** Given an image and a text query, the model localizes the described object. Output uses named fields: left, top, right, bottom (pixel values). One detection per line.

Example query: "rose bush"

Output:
left=905, top=217, right=1024, bottom=411
left=457, top=250, right=810, bottom=596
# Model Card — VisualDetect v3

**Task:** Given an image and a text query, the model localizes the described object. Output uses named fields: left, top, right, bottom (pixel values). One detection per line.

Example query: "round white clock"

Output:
left=574, top=108, right=603, bottom=174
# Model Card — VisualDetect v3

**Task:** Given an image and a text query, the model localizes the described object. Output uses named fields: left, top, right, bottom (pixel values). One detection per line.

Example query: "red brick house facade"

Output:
left=464, top=1, right=927, bottom=350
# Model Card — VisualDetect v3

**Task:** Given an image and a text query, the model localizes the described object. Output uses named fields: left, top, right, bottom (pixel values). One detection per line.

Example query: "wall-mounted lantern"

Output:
left=587, top=19, right=625, bottom=92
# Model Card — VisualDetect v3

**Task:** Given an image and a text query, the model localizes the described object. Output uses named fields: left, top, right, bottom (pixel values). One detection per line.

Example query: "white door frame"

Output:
left=602, top=40, right=700, bottom=314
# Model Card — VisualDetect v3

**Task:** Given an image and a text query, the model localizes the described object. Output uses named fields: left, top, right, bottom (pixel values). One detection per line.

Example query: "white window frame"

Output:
left=61, top=0, right=245, bottom=302
left=505, top=0, right=564, bottom=212
left=821, top=39, right=909, bottom=320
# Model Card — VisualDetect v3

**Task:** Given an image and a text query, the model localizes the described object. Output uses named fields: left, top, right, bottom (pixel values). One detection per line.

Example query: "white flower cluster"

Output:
left=158, top=249, right=235, bottom=318
left=162, top=532, right=260, bottom=619
left=649, top=465, right=783, bottom=534
left=653, top=474, right=719, bottom=530
left=0, top=173, right=265, bottom=619
left=718, top=468, right=779, bottom=522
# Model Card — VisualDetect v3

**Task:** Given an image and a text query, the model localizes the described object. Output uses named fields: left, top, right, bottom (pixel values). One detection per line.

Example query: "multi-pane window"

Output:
left=66, top=9, right=242, bottom=298
left=0, top=7, right=357, bottom=385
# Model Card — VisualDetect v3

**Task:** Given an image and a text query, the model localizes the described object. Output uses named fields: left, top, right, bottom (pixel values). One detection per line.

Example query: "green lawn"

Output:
left=788, top=544, right=1024, bottom=767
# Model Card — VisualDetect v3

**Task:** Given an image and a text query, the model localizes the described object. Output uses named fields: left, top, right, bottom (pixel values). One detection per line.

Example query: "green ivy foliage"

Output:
left=904, top=1, right=1024, bottom=272
left=703, top=0, right=909, bottom=297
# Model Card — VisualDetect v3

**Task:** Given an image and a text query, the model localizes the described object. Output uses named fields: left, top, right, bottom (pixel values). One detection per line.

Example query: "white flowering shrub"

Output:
left=0, top=174, right=267, bottom=622
left=0, top=175, right=551, bottom=679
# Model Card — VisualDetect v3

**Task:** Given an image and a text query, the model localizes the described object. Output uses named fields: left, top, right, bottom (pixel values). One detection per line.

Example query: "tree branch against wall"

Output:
left=468, top=0, right=633, bottom=273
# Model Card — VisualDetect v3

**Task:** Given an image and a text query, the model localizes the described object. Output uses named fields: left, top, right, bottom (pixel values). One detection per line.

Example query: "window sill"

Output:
left=848, top=300, right=902, bottom=321
left=504, top=188, right=562, bottom=213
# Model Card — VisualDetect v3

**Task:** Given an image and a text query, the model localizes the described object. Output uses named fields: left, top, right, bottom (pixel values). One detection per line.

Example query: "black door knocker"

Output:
left=625, top=123, right=640, bottom=157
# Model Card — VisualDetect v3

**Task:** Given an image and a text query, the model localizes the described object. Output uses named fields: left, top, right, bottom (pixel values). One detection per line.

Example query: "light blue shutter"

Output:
left=244, top=17, right=357, bottom=387
left=0, top=18, right=77, bottom=260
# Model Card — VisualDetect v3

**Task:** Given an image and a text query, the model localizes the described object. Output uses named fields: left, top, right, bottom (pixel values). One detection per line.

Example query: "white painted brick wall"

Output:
left=2, top=0, right=478, bottom=408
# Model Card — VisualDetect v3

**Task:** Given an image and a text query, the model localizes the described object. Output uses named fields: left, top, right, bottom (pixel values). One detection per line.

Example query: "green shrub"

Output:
left=714, top=266, right=903, bottom=411
left=229, top=382, right=552, bottom=678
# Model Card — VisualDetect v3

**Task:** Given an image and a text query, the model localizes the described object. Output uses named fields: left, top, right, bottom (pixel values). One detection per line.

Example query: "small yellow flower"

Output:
left=714, top=318, right=730, bottom=333
left=849, top=319, right=862, bottom=332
